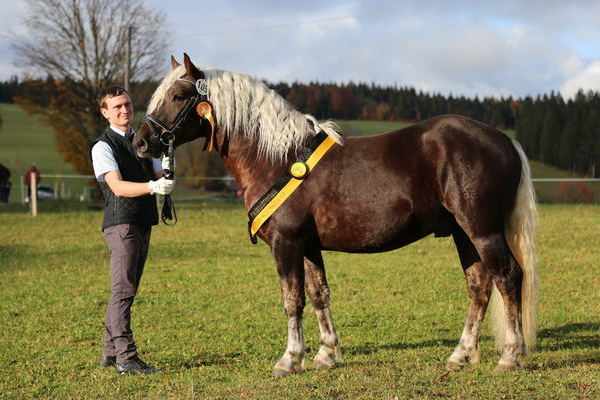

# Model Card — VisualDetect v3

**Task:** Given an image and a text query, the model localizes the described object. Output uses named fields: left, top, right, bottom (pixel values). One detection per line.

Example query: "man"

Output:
left=0, top=163, right=11, bottom=203
left=91, top=86, right=175, bottom=375
left=24, top=163, right=41, bottom=201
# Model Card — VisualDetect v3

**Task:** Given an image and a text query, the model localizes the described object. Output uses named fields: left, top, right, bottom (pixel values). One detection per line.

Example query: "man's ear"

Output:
left=183, top=53, right=202, bottom=78
left=100, top=107, right=109, bottom=119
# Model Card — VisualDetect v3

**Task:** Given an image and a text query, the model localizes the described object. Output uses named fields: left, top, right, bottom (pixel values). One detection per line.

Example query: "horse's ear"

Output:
left=183, top=53, right=201, bottom=78
left=170, top=55, right=180, bottom=69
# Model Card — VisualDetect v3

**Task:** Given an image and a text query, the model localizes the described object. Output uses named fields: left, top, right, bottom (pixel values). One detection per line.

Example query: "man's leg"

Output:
left=103, top=224, right=146, bottom=364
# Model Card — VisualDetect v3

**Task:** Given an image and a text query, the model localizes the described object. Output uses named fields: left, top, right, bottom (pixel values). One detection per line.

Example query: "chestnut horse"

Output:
left=134, top=54, right=539, bottom=375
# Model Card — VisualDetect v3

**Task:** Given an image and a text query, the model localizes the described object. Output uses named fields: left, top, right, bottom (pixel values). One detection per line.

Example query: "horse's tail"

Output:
left=306, top=115, right=344, bottom=145
left=491, top=139, right=539, bottom=354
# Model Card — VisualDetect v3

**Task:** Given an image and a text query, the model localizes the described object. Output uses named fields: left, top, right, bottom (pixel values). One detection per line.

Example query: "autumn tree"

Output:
left=11, top=0, right=170, bottom=174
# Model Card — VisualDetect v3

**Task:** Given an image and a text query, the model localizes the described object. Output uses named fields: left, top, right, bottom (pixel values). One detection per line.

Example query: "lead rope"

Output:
left=161, top=138, right=177, bottom=225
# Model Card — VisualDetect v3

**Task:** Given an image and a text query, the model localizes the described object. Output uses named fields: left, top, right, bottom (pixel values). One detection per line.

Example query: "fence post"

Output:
left=31, top=172, right=38, bottom=216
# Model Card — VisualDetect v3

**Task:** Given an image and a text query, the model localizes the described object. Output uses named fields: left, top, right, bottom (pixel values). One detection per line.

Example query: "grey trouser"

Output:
left=103, top=223, right=151, bottom=364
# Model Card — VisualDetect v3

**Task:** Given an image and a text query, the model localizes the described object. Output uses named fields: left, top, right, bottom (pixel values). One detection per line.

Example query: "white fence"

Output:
left=17, top=173, right=238, bottom=204
left=13, top=174, right=600, bottom=205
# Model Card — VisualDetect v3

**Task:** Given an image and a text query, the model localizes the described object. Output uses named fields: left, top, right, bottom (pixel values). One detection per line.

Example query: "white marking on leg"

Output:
left=498, top=317, right=523, bottom=368
left=273, top=316, right=305, bottom=374
left=313, top=306, right=342, bottom=368
left=449, top=319, right=482, bottom=366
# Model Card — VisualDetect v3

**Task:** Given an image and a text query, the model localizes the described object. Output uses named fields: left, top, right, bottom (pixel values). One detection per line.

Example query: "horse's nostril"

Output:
left=135, top=137, right=148, bottom=153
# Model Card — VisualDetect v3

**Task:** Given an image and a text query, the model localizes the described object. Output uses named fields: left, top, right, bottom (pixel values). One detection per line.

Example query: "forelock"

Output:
left=146, top=66, right=186, bottom=114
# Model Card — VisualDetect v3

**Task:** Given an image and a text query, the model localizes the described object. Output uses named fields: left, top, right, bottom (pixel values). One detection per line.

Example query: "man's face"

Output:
left=101, top=93, right=133, bottom=131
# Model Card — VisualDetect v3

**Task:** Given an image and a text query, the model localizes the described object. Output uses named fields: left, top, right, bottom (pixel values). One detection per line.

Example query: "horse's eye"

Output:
left=173, top=94, right=186, bottom=101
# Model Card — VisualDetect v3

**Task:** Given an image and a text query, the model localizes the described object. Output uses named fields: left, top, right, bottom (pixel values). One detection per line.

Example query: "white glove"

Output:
left=161, top=155, right=175, bottom=171
left=148, top=177, right=175, bottom=195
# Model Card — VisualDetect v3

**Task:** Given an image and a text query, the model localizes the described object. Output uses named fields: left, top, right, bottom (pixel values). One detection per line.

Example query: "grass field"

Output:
left=0, top=202, right=598, bottom=399
left=0, top=103, right=76, bottom=174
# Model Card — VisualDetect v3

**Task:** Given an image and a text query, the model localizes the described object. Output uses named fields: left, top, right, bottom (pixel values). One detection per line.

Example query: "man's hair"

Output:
left=98, top=86, right=131, bottom=109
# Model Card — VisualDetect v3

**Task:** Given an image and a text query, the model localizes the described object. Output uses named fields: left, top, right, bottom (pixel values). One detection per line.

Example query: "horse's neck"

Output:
left=221, top=134, right=291, bottom=210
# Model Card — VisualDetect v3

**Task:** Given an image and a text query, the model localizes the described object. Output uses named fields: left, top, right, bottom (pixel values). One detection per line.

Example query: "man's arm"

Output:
left=104, top=170, right=152, bottom=197
left=104, top=170, right=175, bottom=197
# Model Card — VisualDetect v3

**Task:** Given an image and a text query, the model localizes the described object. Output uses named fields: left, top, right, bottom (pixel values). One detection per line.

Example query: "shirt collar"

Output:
left=110, top=126, right=135, bottom=137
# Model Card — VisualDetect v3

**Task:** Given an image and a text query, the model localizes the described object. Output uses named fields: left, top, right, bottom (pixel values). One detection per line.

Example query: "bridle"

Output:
left=139, top=74, right=215, bottom=226
left=140, top=77, right=211, bottom=146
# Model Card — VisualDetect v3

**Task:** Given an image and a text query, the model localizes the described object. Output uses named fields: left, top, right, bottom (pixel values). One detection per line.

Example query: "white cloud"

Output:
left=0, top=0, right=31, bottom=78
left=2, top=0, right=600, bottom=100
left=561, top=60, right=600, bottom=98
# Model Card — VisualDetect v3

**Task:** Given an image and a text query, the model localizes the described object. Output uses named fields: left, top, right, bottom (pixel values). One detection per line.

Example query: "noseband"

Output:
left=141, top=77, right=212, bottom=147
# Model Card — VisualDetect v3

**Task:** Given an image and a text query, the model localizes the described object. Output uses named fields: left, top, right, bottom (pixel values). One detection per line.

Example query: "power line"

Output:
left=177, top=0, right=440, bottom=38
left=175, top=0, right=365, bottom=26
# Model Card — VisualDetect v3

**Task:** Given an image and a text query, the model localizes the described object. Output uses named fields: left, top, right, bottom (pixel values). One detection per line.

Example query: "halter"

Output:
left=140, top=77, right=215, bottom=149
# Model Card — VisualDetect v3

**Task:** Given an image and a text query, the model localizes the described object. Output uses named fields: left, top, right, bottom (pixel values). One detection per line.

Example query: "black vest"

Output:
left=91, top=128, right=159, bottom=231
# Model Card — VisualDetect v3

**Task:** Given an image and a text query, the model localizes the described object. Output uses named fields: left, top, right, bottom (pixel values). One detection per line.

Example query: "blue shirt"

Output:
left=91, top=126, right=162, bottom=182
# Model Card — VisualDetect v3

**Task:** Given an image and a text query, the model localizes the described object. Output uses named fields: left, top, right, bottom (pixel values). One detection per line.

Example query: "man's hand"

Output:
left=148, top=177, right=175, bottom=195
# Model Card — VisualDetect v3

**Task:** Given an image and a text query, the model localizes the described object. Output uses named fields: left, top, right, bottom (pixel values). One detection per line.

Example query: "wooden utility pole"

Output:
left=124, top=24, right=134, bottom=91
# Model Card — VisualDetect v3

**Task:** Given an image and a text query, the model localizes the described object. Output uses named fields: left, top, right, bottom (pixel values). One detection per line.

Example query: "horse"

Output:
left=133, top=54, right=539, bottom=376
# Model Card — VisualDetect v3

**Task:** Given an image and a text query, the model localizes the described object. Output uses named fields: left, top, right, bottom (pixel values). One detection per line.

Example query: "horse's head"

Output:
left=134, top=53, right=213, bottom=158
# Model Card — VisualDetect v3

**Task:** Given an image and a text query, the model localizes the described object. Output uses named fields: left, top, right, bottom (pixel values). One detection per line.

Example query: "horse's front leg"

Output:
left=304, top=247, right=342, bottom=369
left=271, top=235, right=306, bottom=376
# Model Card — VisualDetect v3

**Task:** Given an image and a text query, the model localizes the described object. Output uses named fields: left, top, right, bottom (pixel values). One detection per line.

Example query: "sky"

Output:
left=1, top=0, right=600, bottom=99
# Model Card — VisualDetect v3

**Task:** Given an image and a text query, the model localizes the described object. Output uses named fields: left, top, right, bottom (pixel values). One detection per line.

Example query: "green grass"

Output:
left=0, top=203, right=598, bottom=399
left=0, top=103, right=75, bottom=174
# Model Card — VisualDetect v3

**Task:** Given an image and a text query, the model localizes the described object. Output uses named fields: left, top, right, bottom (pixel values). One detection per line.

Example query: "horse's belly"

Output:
left=315, top=206, right=437, bottom=253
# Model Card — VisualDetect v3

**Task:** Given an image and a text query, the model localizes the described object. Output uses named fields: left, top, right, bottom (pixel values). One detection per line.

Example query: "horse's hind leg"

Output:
left=304, top=246, right=342, bottom=369
left=271, top=235, right=306, bottom=376
left=471, top=232, right=526, bottom=369
left=448, top=226, right=494, bottom=368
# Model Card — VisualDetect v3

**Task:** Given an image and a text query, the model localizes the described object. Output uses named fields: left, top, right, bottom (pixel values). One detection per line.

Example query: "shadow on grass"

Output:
left=344, top=338, right=458, bottom=356
left=169, top=352, right=245, bottom=369
left=527, top=322, right=600, bottom=370
left=527, top=354, right=600, bottom=371
left=537, top=322, right=600, bottom=351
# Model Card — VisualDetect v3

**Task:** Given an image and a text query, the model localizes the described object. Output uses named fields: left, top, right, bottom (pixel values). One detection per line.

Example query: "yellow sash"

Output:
left=248, top=134, right=337, bottom=241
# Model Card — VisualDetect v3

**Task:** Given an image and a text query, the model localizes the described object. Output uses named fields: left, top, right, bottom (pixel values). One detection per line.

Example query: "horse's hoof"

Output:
left=495, top=363, right=519, bottom=372
left=312, top=358, right=335, bottom=370
left=271, top=368, right=297, bottom=377
left=447, top=361, right=466, bottom=371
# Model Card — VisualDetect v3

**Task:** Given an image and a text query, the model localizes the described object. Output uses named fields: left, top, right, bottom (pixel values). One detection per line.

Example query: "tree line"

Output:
left=2, top=77, right=516, bottom=127
left=516, top=91, right=600, bottom=177
left=1, top=76, right=599, bottom=177
left=270, top=81, right=516, bottom=128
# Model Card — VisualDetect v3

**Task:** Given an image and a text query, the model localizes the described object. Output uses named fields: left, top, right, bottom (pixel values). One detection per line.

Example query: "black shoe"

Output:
left=99, top=355, right=116, bottom=368
left=115, top=356, right=163, bottom=375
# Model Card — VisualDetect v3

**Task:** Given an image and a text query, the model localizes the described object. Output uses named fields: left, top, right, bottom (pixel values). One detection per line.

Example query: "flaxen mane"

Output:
left=147, top=66, right=343, bottom=162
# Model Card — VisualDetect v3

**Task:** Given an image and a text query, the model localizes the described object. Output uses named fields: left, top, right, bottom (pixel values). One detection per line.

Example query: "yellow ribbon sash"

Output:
left=248, top=132, right=337, bottom=242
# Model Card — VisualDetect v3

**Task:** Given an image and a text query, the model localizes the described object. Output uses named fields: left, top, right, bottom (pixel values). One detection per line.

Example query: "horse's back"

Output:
left=307, top=114, right=521, bottom=251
